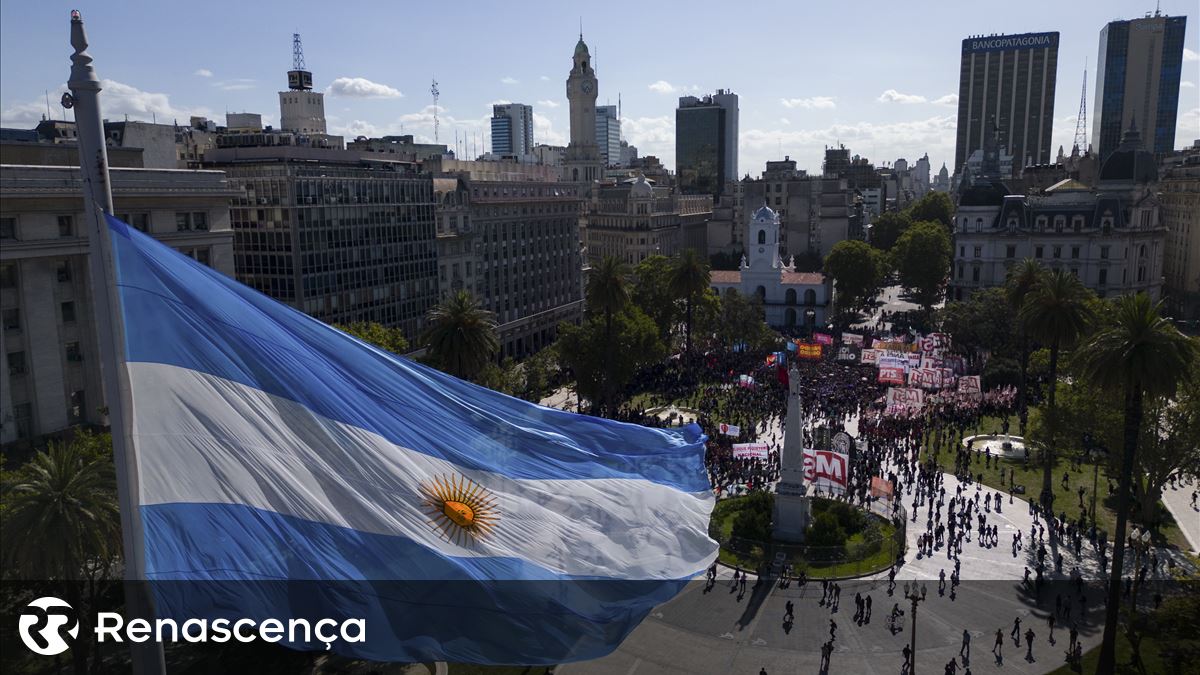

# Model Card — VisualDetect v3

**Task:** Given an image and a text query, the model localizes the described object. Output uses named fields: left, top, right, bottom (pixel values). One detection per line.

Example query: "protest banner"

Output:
left=813, top=332, right=834, bottom=345
left=719, top=422, right=741, bottom=437
left=841, top=332, right=864, bottom=346
left=886, top=386, right=925, bottom=410
left=835, top=346, right=858, bottom=363
left=909, top=367, right=944, bottom=389
left=732, top=442, right=770, bottom=460
left=860, top=349, right=880, bottom=365
left=796, top=342, right=823, bottom=360
left=802, top=449, right=848, bottom=488
left=870, top=476, right=895, bottom=500
left=958, top=375, right=982, bottom=399
left=919, top=332, right=949, bottom=353
left=878, top=365, right=905, bottom=384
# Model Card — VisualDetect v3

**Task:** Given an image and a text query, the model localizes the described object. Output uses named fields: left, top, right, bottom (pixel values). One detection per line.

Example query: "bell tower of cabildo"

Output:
left=563, top=33, right=602, bottom=183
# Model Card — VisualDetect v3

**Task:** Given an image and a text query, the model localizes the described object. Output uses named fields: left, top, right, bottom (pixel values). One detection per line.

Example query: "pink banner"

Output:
left=841, top=332, right=864, bottom=346
left=813, top=332, right=834, bottom=345
left=879, top=365, right=905, bottom=384
left=802, top=449, right=849, bottom=488
left=860, top=349, right=880, bottom=365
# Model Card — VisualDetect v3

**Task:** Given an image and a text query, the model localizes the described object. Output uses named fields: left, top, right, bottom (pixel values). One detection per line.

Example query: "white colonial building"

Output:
left=709, top=204, right=830, bottom=330
left=949, top=123, right=1166, bottom=301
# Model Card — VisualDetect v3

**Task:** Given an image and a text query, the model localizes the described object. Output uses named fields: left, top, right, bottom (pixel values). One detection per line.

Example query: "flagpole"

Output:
left=67, top=11, right=165, bottom=674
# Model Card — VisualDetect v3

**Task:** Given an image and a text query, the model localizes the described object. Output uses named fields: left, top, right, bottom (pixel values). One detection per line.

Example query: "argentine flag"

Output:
left=106, top=214, right=717, bottom=663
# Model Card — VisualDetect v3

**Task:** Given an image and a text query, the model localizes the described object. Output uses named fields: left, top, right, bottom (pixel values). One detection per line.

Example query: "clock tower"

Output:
left=563, top=35, right=603, bottom=183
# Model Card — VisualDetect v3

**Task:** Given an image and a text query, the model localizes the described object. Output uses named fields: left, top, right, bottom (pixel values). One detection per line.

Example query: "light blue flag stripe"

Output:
left=107, top=215, right=709, bottom=492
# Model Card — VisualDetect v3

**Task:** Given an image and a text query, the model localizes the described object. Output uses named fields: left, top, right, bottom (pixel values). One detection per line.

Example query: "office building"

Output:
left=348, top=135, right=449, bottom=162
left=950, top=123, right=1165, bottom=302
left=954, top=31, right=1060, bottom=177
left=1160, top=141, right=1200, bottom=320
left=585, top=174, right=712, bottom=265
left=563, top=36, right=604, bottom=183
left=1092, top=12, right=1188, bottom=161
left=676, top=90, right=738, bottom=199
left=595, top=105, right=621, bottom=166
left=431, top=161, right=585, bottom=359
left=0, top=142, right=235, bottom=444
left=490, top=103, right=534, bottom=158
left=279, top=34, right=328, bottom=137
left=708, top=204, right=830, bottom=330
left=204, top=145, right=439, bottom=340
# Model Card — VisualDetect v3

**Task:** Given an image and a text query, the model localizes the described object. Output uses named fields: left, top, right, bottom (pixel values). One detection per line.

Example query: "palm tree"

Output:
left=421, top=290, right=499, bottom=381
left=669, top=248, right=711, bottom=353
left=1017, top=268, right=1094, bottom=519
left=1074, top=293, right=1198, bottom=674
left=2, top=434, right=120, bottom=675
left=585, top=257, right=630, bottom=416
left=1005, top=259, right=1042, bottom=438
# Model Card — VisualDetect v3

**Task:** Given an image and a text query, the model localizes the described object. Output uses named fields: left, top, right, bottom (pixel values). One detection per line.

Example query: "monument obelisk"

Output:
left=773, top=366, right=811, bottom=541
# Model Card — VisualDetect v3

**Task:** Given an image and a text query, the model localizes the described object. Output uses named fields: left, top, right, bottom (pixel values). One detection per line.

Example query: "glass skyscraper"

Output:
left=1092, top=13, right=1188, bottom=161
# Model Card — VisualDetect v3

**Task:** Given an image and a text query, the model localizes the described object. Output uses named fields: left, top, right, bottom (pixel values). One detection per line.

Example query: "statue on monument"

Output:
left=773, top=365, right=811, bottom=542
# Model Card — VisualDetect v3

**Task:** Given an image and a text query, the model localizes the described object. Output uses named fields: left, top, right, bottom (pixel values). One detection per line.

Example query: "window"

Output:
left=1071, top=268, right=1079, bottom=278
left=56, top=260, right=72, bottom=282
left=1006, top=245, right=1016, bottom=259
left=1053, top=246, right=1062, bottom=259
left=758, top=230, right=766, bottom=245
left=1072, top=216, right=1084, bottom=232
left=193, top=212, right=208, bottom=230
left=1071, top=246, right=1080, bottom=259
left=66, top=342, right=82, bottom=362
left=58, top=215, right=74, bottom=237
left=13, top=402, right=32, bottom=439
left=61, top=301, right=75, bottom=323
left=0, top=264, right=14, bottom=289
left=119, top=213, right=150, bottom=232
left=175, top=212, right=192, bottom=231
left=1098, top=268, right=1107, bottom=286
left=959, top=245, right=965, bottom=257
left=0, top=216, right=14, bottom=239
left=194, top=248, right=210, bottom=266
left=972, top=266, right=980, bottom=282
left=975, top=218, right=983, bottom=231
left=774, top=197, right=781, bottom=206
left=1036, top=216, right=1048, bottom=230
left=7, top=350, right=26, bottom=375
left=957, top=264, right=964, bottom=279
left=1100, top=246, right=1109, bottom=260
left=2, top=308, right=19, bottom=332
left=69, top=390, right=85, bottom=423
left=1035, top=246, right=1044, bottom=259
left=973, top=245, right=982, bottom=258
left=1054, top=215, right=1065, bottom=232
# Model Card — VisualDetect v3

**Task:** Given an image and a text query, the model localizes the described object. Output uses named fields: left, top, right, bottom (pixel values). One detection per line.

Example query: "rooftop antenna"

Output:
left=1073, top=58, right=1089, bottom=154
left=430, top=78, right=440, bottom=144
left=45, top=90, right=52, bottom=120
left=288, top=33, right=313, bottom=91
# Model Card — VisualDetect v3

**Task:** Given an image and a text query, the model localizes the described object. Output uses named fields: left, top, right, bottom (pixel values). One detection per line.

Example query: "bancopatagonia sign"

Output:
left=963, top=32, right=1058, bottom=53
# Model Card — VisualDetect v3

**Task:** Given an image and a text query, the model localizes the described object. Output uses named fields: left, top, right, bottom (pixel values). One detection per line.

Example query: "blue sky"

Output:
left=2, top=0, right=1196, bottom=176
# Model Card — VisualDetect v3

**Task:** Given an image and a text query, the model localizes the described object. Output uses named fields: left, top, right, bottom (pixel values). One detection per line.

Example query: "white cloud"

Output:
left=780, top=118, right=791, bottom=126
left=2, top=79, right=212, bottom=128
left=500, top=76, right=519, bottom=85
left=780, top=96, right=836, bottom=110
left=878, top=89, right=928, bottom=104
left=932, top=94, right=959, bottom=106
left=1181, top=81, right=1195, bottom=89
left=537, top=99, right=560, bottom=108
left=194, top=68, right=213, bottom=78
left=532, top=112, right=566, bottom=146
left=648, top=80, right=678, bottom=94
left=622, top=115, right=675, bottom=165
left=326, top=77, right=403, bottom=98
left=540, top=75, right=551, bottom=81
left=1184, top=48, right=1198, bottom=62
left=489, top=99, right=512, bottom=106
left=214, top=78, right=256, bottom=92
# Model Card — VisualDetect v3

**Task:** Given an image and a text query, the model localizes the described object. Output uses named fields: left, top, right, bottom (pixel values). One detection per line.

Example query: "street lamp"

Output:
left=903, top=581, right=927, bottom=674
left=1128, top=527, right=1153, bottom=615
left=1080, top=434, right=1107, bottom=527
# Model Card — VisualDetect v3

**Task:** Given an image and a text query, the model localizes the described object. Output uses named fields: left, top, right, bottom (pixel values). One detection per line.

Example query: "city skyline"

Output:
left=1, top=0, right=1197, bottom=179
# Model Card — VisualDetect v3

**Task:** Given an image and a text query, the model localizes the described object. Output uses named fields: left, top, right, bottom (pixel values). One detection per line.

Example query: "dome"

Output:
left=574, top=39, right=589, bottom=57
left=1099, top=123, right=1157, bottom=184
left=629, top=173, right=653, bottom=197
left=752, top=203, right=779, bottom=223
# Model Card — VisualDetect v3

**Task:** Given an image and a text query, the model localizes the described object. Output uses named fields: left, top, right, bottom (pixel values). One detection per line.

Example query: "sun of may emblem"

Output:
left=419, top=474, right=499, bottom=545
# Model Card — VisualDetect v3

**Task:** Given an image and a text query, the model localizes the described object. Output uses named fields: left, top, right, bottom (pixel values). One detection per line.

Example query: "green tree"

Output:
left=1006, top=259, right=1044, bottom=438
left=556, top=306, right=665, bottom=416
left=824, top=239, right=886, bottom=313
left=420, top=290, right=499, bottom=381
left=1018, top=269, right=1094, bottom=517
left=904, top=191, right=955, bottom=232
left=868, top=210, right=913, bottom=251
left=1, top=431, right=121, bottom=675
left=890, top=220, right=951, bottom=315
left=586, top=257, right=632, bottom=413
left=670, top=248, right=711, bottom=354
left=632, top=255, right=680, bottom=343
left=1073, top=293, right=1198, bottom=674
left=730, top=491, right=773, bottom=543
left=702, top=288, right=774, bottom=350
left=936, top=287, right=1014, bottom=356
left=334, top=321, right=409, bottom=354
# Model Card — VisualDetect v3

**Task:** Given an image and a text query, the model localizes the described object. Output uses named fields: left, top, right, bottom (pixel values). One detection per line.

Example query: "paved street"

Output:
left=1161, top=478, right=1200, bottom=555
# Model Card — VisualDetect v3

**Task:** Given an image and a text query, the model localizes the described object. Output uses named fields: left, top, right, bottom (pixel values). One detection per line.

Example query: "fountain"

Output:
left=963, top=433, right=1028, bottom=460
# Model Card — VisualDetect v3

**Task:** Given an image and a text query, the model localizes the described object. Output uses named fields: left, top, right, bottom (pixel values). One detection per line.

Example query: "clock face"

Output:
left=581, top=81, right=593, bottom=94
left=758, top=247, right=765, bottom=254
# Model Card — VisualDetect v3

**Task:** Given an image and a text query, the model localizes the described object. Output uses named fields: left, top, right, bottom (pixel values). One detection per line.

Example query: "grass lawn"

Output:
left=919, top=426, right=1190, bottom=552
left=1045, top=632, right=1166, bottom=675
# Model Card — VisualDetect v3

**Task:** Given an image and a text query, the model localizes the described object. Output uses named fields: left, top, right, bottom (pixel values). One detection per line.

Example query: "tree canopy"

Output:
left=420, top=290, right=500, bottom=381
left=868, top=210, right=913, bottom=251
left=890, top=220, right=951, bottom=314
left=335, top=321, right=410, bottom=354
left=904, top=191, right=955, bottom=232
left=555, top=306, right=665, bottom=415
left=824, top=239, right=887, bottom=312
left=937, top=287, right=1015, bottom=357
left=632, top=255, right=680, bottom=343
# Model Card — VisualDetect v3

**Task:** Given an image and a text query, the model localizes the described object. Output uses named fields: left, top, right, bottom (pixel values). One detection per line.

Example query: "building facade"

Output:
left=1092, top=13, right=1188, bottom=161
left=1160, top=141, right=1200, bottom=320
left=708, top=205, right=830, bottom=330
left=676, top=90, right=738, bottom=199
left=1, top=163, right=235, bottom=444
left=585, top=174, right=712, bottom=265
left=954, top=32, right=1060, bottom=177
left=347, top=135, right=448, bottom=162
left=595, top=105, right=621, bottom=167
left=950, top=124, right=1166, bottom=302
left=205, top=148, right=439, bottom=340
left=490, top=103, right=534, bottom=158
left=432, top=167, right=584, bottom=359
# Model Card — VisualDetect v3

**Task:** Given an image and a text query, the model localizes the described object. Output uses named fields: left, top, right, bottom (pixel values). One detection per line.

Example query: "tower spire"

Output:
left=1073, top=58, right=1088, bottom=154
